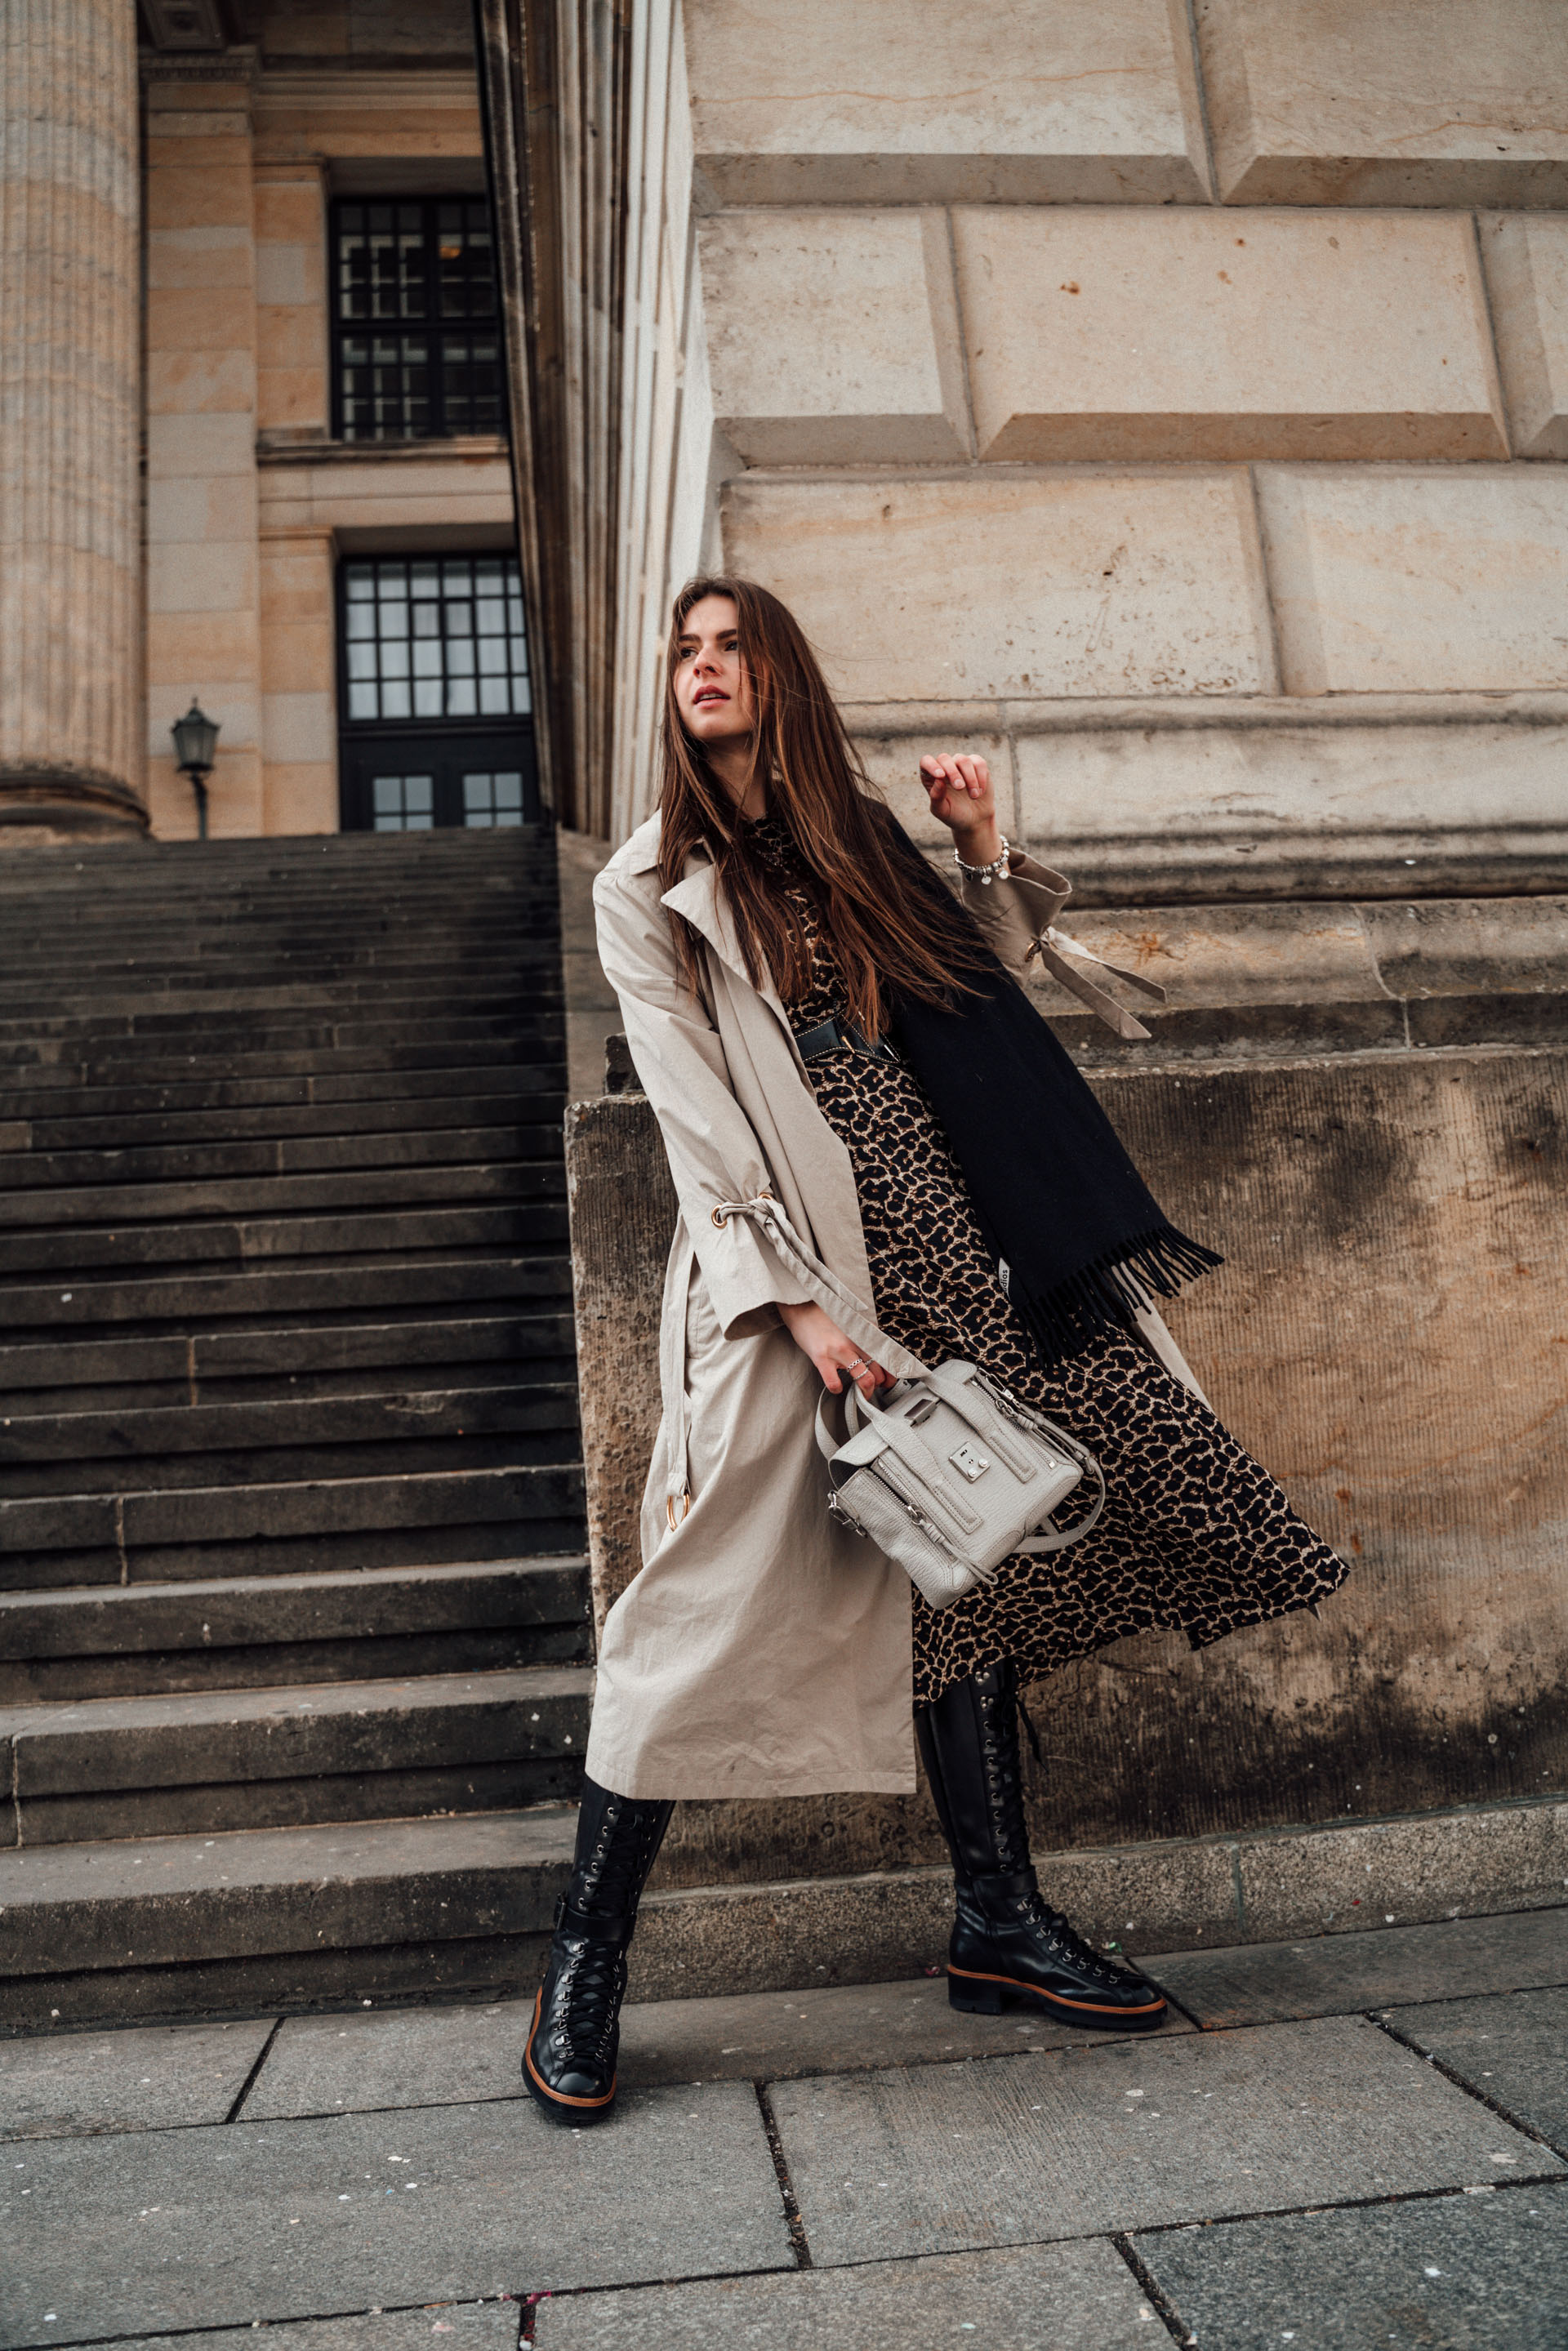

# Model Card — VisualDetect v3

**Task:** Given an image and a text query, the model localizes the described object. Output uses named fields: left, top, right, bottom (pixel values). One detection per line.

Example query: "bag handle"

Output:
left=816, top=1378, right=1108, bottom=1554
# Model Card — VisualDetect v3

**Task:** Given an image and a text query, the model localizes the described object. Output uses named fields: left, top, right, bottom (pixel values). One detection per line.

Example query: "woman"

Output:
left=524, top=577, right=1347, bottom=2122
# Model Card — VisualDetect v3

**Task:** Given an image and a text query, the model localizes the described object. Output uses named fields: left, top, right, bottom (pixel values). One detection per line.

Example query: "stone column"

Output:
left=0, top=0, right=145, bottom=839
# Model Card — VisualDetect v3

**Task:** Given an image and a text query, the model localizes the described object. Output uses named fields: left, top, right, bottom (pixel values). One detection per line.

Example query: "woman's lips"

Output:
left=693, top=690, right=728, bottom=706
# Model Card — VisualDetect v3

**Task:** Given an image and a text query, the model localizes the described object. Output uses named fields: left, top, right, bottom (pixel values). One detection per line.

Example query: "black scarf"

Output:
left=888, top=845, right=1221, bottom=1364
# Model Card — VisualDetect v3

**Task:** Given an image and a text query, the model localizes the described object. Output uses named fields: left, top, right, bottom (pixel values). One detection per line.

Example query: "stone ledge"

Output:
left=629, top=1796, right=1568, bottom=2001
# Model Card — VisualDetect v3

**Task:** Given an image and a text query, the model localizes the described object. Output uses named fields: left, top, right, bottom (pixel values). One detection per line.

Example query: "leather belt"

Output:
left=793, top=1015, right=900, bottom=1065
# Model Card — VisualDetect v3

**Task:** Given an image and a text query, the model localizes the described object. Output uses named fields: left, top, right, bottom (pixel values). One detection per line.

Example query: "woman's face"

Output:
left=672, top=595, right=755, bottom=750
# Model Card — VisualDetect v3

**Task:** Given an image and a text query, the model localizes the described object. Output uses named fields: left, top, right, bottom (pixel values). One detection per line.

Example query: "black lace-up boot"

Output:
left=523, top=1774, right=674, bottom=2122
left=915, top=1661, right=1167, bottom=2032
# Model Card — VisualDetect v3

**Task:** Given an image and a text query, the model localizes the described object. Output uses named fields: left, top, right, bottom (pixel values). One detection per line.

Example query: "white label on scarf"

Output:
left=997, top=1258, right=1011, bottom=1298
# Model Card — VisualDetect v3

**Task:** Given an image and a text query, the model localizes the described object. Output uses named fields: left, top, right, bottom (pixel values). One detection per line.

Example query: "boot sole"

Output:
left=522, top=1988, right=619, bottom=2122
left=947, top=1963, right=1168, bottom=2031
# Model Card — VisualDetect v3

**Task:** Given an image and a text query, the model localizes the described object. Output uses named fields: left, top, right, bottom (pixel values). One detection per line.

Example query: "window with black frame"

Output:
left=336, top=554, right=539, bottom=831
left=331, top=198, right=504, bottom=442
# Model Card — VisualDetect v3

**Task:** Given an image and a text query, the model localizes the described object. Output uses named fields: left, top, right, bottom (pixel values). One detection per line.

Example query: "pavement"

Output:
left=3, top=1907, right=1566, bottom=2350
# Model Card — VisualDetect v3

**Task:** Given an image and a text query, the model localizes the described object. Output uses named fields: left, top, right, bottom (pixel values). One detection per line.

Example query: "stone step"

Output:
left=0, top=1663, right=594, bottom=1844
left=0, top=1041, right=553, bottom=1098
left=0, top=1310, right=576, bottom=1409
left=0, top=1070, right=559, bottom=1126
left=0, top=1160, right=559, bottom=1232
left=0, top=968, right=564, bottom=1013
left=0, top=1009, right=561, bottom=1054
left=0, top=1381, right=581, bottom=1495
left=0, top=1453, right=586, bottom=1553
left=0, top=1125, right=559, bottom=1193
left=0, top=1252, right=572, bottom=1338
left=0, top=1807, right=577, bottom=2027
left=0, top=1556, right=592, bottom=1702
left=15, top=1091, right=559, bottom=1151
left=0, top=1200, right=570, bottom=1278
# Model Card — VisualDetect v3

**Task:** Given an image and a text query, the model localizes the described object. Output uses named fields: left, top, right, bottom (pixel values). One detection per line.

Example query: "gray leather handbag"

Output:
left=815, top=1360, right=1106, bottom=1611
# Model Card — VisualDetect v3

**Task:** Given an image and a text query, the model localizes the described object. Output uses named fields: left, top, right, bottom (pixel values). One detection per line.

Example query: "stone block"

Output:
left=147, top=540, right=258, bottom=618
left=686, top=0, right=1209, bottom=206
left=263, top=692, right=335, bottom=766
left=111, top=2313, right=515, bottom=2351
left=1135, top=2189, right=1568, bottom=2349
left=145, top=287, right=256, bottom=354
left=1236, top=1805, right=1568, bottom=1946
left=537, top=2242, right=1159, bottom=2351
left=1195, top=0, right=1568, bottom=206
left=1392, top=1985, right=1568, bottom=2148
left=0, top=2016, right=274, bottom=2140
left=145, top=348, right=256, bottom=417
left=145, top=225, right=253, bottom=292
left=146, top=412, right=255, bottom=479
left=773, top=2018, right=1563, bottom=2268
left=700, top=210, right=968, bottom=463
left=1256, top=465, right=1568, bottom=693
left=1144, top=1908, right=1568, bottom=2028
left=1011, top=716, right=1568, bottom=896
left=955, top=207, right=1504, bottom=461
left=722, top=473, right=1276, bottom=704
left=0, top=2086, right=791, bottom=2337
left=1482, top=212, right=1568, bottom=458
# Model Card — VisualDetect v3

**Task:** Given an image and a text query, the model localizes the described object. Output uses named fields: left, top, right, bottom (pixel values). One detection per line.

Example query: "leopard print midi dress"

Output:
left=748, top=815, right=1348, bottom=1705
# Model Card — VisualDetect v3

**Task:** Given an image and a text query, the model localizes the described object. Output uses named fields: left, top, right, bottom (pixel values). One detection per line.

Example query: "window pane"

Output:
left=341, top=554, right=531, bottom=732
left=372, top=773, right=434, bottom=831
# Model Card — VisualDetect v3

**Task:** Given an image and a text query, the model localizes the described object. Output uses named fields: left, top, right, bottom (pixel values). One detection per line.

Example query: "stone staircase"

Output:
left=0, top=830, right=589, bottom=2028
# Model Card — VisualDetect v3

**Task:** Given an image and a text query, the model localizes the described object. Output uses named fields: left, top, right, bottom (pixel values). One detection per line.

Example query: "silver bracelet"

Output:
left=953, top=833, right=1011, bottom=886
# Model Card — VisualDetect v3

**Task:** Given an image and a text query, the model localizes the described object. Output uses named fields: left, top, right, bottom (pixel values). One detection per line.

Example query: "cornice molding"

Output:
left=139, top=42, right=256, bottom=84
left=254, top=67, right=480, bottom=108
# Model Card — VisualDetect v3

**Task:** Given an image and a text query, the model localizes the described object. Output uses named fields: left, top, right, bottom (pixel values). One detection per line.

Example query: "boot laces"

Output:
left=1025, top=1896, right=1132, bottom=1988
left=548, top=1936, right=624, bottom=2068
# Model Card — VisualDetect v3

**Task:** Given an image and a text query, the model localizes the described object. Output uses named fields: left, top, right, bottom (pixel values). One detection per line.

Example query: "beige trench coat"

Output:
left=584, top=814, right=1200, bottom=1800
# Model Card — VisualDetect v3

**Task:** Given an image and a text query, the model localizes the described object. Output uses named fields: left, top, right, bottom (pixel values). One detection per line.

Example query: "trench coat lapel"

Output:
left=661, top=854, right=804, bottom=1066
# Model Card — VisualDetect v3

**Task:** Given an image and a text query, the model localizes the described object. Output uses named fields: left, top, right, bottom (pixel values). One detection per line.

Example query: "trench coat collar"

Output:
left=653, top=828, right=800, bottom=1038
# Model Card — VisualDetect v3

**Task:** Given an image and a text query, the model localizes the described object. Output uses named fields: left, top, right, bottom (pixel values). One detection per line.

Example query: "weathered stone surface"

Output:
left=246, top=1975, right=1188, bottom=2121
left=0, top=2015, right=274, bottom=2139
left=98, top=2312, right=515, bottom=2351
left=1392, top=1987, right=1568, bottom=2148
left=0, top=2085, right=791, bottom=2341
left=1482, top=212, right=1568, bottom=459
left=537, top=2240, right=1158, bottom=2349
left=1136, top=2185, right=1568, bottom=2349
left=0, top=0, right=144, bottom=837
left=1010, top=719, right=1568, bottom=901
left=564, top=1094, right=675, bottom=1633
left=768, top=2018, right=1563, bottom=2268
left=1234, top=1806, right=1568, bottom=1947
left=701, top=210, right=968, bottom=463
left=1196, top=0, right=1568, bottom=206
left=1145, top=1908, right=1568, bottom=2028
left=684, top=0, right=1209, bottom=207
left=955, top=207, right=1504, bottom=462
left=723, top=473, right=1276, bottom=706
left=1257, top=464, right=1568, bottom=695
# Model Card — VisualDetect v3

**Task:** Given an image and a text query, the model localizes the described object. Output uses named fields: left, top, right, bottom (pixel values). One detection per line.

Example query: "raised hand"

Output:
left=919, top=754, right=1002, bottom=866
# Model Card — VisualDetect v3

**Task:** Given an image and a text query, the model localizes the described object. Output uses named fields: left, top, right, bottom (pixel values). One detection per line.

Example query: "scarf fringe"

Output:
left=1011, top=1222, right=1224, bottom=1365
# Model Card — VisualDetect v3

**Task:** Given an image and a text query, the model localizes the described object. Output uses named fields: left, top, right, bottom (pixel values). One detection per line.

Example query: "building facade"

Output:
left=2, top=0, right=532, bottom=845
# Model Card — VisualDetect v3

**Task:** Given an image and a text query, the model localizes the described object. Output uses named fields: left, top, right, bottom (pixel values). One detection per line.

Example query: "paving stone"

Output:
left=1389, top=1986, right=1568, bottom=2148
left=95, top=2309, right=515, bottom=2351
left=768, top=2016, right=1566, bottom=2269
left=1145, top=1908, right=1568, bottom=2027
left=533, top=2239, right=1156, bottom=2350
left=1134, top=2181, right=1568, bottom=2350
left=0, top=2015, right=275, bottom=2139
left=247, top=1975, right=1193, bottom=2120
left=0, top=2083, right=790, bottom=2344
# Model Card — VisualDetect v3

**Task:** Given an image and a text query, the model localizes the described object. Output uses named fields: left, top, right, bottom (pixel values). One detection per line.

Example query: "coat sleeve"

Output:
left=957, top=849, right=1169, bottom=1044
left=593, top=866, right=814, bottom=1337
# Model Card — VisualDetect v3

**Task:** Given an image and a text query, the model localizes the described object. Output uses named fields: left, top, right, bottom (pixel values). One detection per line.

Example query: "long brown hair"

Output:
left=656, top=575, right=991, bottom=1037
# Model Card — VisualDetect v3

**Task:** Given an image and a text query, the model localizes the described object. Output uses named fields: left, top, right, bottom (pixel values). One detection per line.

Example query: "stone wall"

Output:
left=606, top=0, right=1568, bottom=898
left=568, top=1009, right=1568, bottom=1899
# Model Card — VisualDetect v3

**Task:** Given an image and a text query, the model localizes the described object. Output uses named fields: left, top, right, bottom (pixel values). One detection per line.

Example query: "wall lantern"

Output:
left=171, top=701, right=220, bottom=839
